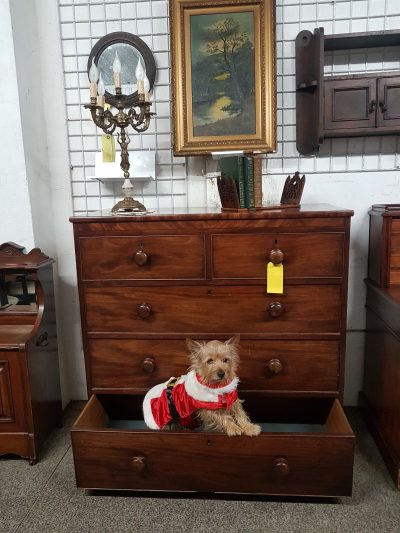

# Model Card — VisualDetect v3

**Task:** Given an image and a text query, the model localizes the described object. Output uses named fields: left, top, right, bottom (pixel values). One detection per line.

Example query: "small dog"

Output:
left=143, top=336, right=261, bottom=436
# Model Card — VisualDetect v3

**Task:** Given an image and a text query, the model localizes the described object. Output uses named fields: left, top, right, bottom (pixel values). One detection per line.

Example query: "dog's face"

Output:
left=186, top=336, right=240, bottom=385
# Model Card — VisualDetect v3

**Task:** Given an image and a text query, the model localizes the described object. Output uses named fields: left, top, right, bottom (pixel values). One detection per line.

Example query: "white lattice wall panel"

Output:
left=59, top=0, right=400, bottom=214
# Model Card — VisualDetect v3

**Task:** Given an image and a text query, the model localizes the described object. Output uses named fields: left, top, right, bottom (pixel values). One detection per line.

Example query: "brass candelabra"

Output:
left=85, top=88, right=154, bottom=213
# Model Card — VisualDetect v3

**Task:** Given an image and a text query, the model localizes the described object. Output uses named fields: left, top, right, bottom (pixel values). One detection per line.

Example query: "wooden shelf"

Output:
left=296, top=28, right=400, bottom=155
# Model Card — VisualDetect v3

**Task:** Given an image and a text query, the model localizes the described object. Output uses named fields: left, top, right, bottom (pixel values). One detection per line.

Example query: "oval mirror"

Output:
left=88, top=31, right=156, bottom=107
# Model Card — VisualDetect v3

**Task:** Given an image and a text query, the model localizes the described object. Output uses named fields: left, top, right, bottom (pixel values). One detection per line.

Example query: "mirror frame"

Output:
left=88, top=31, right=156, bottom=107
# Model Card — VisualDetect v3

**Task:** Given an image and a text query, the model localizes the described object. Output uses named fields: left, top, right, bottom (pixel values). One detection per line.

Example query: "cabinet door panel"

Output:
left=0, top=360, right=14, bottom=421
left=324, top=78, right=376, bottom=130
left=377, top=77, right=400, bottom=129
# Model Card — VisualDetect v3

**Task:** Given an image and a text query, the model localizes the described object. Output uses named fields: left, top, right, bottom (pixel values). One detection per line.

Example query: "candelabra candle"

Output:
left=84, top=81, right=155, bottom=213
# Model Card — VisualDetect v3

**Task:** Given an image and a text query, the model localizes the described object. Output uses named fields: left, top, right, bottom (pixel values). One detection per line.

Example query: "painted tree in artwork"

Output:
left=203, top=17, right=253, bottom=112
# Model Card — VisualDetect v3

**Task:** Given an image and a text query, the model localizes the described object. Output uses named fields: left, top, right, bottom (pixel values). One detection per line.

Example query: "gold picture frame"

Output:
left=170, top=0, right=276, bottom=156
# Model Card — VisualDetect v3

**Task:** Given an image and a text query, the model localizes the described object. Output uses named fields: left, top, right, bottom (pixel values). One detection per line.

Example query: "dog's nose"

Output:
left=217, top=370, right=225, bottom=379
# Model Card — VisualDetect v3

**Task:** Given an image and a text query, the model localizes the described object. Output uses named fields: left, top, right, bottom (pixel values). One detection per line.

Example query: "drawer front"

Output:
left=88, top=339, right=340, bottom=393
left=84, top=285, right=342, bottom=335
left=79, top=235, right=206, bottom=280
left=212, top=233, right=344, bottom=279
left=71, top=396, right=354, bottom=496
left=88, top=339, right=189, bottom=390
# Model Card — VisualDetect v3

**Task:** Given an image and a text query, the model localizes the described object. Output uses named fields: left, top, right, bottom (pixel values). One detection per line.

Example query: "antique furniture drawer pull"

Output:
left=36, top=331, right=49, bottom=347
left=266, top=358, right=283, bottom=375
left=134, top=247, right=149, bottom=266
left=269, top=248, right=284, bottom=264
left=267, top=301, right=284, bottom=318
left=137, top=303, right=152, bottom=318
left=273, top=457, right=290, bottom=476
left=142, top=357, right=156, bottom=373
left=131, top=455, right=146, bottom=472
left=379, top=101, right=387, bottom=114
left=368, top=100, right=376, bottom=114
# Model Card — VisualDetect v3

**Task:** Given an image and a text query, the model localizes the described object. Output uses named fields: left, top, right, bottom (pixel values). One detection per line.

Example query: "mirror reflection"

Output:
left=0, top=273, right=37, bottom=312
left=97, top=43, right=144, bottom=96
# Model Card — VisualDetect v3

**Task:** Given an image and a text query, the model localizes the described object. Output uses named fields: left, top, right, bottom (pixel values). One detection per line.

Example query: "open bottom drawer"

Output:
left=71, top=395, right=354, bottom=497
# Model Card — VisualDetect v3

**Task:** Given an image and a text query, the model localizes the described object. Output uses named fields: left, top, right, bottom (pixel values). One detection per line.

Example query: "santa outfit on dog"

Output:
left=143, top=370, right=239, bottom=430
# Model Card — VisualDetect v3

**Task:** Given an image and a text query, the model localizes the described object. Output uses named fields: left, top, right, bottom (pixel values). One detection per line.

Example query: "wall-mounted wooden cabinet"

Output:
left=296, top=28, right=400, bottom=155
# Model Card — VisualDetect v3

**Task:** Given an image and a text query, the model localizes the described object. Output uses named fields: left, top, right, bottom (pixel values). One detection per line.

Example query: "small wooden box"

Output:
left=368, top=204, right=400, bottom=287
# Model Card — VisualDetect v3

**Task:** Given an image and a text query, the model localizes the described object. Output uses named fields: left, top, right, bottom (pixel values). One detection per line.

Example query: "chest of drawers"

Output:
left=70, top=205, right=354, bottom=497
left=368, top=204, right=400, bottom=287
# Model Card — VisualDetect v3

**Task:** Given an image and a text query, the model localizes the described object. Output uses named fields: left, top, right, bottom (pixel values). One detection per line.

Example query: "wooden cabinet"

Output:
left=70, top=205, right=354, bottom=496
left=363, top=282, right=400, bottom=489
left=363, top=203, right=400, bottom=489
left=296, top=28, right=400, bottom=155
left=0, top=243, right=62, bottom=464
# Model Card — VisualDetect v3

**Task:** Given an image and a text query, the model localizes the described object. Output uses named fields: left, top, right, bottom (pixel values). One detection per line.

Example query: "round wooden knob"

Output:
left=268, top=301, right=284, bottom=318
left=134, top=249, right=148, bottom=266
left=266, top=358, right=283, bottom=375
left=142, top=357, right=156, bottom=373
left=137, top=303, right=152, bottom=318
left=269, top=249, right=284, bottom=264
left=273, top=457, right=290, bottom=476
left=131, top=455, right=146, bottom=472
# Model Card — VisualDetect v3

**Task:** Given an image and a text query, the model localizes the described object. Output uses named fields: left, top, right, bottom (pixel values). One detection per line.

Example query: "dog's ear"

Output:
left=225, top=335, right=240, bottom=347
left=186, top=338, right=204, bottom=359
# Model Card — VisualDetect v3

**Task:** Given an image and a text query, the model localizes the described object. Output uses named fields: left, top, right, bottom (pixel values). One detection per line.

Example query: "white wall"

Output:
left=0, top=1, right=35, bottom=249
left=3, top=0, right=399, bottom=405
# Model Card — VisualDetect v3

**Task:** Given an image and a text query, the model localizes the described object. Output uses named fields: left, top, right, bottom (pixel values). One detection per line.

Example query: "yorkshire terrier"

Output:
left=143, top=336, right=261, bottom=436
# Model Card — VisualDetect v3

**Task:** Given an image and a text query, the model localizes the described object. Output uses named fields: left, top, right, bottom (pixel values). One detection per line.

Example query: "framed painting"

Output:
left=170, top=0, right=276, bottom=156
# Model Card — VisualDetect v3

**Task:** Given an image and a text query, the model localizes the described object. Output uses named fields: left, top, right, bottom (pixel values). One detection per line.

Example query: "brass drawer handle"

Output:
left=269, top=248, right=284, bottom=264
left=267, top=301, right=284, bottom=318
left=131, top=455, right=146, bottom=472
left=273, top=457, right=290, bottom=476
left=137, top=303, right=152, bottom=319
left=142, top=357, right=156, bottom=373
left=134, top=247, right=149, bottom=266
left=266, top=358, right=283, bottom=375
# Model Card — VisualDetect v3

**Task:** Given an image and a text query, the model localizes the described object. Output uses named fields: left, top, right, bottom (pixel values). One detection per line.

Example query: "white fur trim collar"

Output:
left=183, top=370, right=239, bottom=403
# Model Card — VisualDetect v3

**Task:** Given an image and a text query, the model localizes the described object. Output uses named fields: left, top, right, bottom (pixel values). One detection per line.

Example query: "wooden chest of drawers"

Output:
left=70, top=205, right=354, bottom=497
left=368, top=204, right=400, bottom=287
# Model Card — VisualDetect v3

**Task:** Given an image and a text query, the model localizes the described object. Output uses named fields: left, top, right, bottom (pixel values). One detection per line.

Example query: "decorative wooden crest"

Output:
left=217, top=174, right=241, bottom=210
left=0, top=242, right=53, bottom=269
left=280, top=171, right=306, bottom=206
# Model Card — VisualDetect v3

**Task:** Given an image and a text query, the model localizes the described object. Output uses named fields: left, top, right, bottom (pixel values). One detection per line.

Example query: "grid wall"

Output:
left=58, top=0, right=400, bottom=214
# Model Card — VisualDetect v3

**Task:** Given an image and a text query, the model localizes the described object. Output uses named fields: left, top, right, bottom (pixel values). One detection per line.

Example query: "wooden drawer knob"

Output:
left=269, top=248, right=284, bottom=264
left=266, top=358, right=283, bottom=375
left=273, top=457, right=290, bottom=476
left=134, top=248, right=149, bottom=266
left=131, top=455, right=146, bottom=472
left=267, top=301, right=284, bottom=318
left=137, top=303, right=152, bottom=319
left=142, top=357, right=156, bottom=373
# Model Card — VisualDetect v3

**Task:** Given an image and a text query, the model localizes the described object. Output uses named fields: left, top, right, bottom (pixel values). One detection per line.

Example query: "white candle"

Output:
left=113, top=51, right=121, bottom=89
left=89, top=59, right=99, bottom=99
left=97, top=73, right=105, bottom=108
left=143, top=74, right=150, bottom=102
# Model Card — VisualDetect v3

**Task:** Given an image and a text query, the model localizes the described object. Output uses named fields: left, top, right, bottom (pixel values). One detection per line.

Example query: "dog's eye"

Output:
left=223, top=358, right=230, bottom=363
left=206, top=358, right=213, bottom=365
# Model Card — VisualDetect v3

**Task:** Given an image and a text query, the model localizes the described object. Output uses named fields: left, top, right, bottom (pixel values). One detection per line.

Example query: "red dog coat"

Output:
left=143, top=370, right=239, bottom=429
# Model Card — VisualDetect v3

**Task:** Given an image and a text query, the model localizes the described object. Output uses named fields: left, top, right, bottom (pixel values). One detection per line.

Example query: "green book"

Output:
left=244, top=156, right=255, bottom=209
left=219, top=157, right=246, bottom=209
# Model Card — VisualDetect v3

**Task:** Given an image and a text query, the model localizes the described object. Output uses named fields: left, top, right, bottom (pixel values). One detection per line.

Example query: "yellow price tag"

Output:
left=101, top=133, right=115, bottom=162
left=266, top=262, right=283, bottom=294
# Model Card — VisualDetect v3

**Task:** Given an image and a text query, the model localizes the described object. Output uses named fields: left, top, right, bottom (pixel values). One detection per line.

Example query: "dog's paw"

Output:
left=226, top=424, right=243, bottom=437
left=243, top=423, right=262, bottom=437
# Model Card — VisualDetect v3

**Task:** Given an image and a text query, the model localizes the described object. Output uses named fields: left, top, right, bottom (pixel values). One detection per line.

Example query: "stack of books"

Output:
left=217, top=155, right=263, bottom=210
